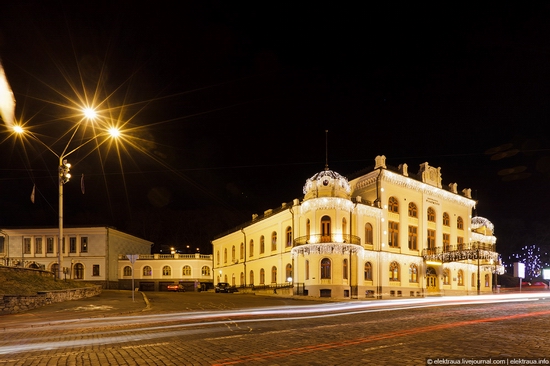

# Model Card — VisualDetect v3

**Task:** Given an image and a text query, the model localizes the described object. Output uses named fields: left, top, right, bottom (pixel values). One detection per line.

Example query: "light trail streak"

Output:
left=0, top=293, right=548, bottom=357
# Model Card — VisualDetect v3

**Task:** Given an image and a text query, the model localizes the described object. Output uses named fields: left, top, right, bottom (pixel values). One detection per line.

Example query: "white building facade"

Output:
left=212, top=155, right=501, bottom=299
left=0, top=226, right=152, bottom=288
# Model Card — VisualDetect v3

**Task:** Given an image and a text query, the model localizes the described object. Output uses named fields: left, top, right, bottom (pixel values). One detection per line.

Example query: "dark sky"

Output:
left=1, top=2, right=550, bottom=256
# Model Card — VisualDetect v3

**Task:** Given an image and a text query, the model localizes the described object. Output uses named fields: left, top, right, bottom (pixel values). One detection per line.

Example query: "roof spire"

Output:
left=325, top=129, right=329, bottom=171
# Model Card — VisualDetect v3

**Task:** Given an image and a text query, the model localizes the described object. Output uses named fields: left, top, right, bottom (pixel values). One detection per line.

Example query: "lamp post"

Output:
left=13, top=111, right=119, bottom=279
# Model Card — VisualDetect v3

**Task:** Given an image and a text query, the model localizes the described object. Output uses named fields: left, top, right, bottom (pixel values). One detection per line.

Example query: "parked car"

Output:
left=215, top=282, right=236, bottom=293
left=167, top=283, right=185, bottom=292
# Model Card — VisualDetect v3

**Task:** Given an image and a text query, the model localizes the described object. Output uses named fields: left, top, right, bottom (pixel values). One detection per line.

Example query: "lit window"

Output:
left=182, top=265, right=191, bottom=276
left=427, top=207, right=436, bottom=222
left=143, top=266, right=152, bottom=276
left=389, top=261, right=399, bottom=281
left=408, top=202, right=417, bottom=217
left=388, top=197, right=399, bottom=213
left=123, top=266, right=132, bottom=276
left=365, top=223, right=373, bottom=244
left=321, top=258, right=331, bottom=279
left=388, top=221, right=399, bottom=248
left=408, top=226, right=418, bottom=250
left=443, top=212, right=450, bottom=226
left=457, top=217, right=464, bottom=230
left=162, top=266, right=171, bottom=276
left=364, top=262, right=372, bottom=281
left=409, top=264, right=418, bottom=282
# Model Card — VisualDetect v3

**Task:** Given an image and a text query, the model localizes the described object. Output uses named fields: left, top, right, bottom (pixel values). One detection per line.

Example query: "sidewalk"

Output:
left=0, top=290, right=149, bottom=330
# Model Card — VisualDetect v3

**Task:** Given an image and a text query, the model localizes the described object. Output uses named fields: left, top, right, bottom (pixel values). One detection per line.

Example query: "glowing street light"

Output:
left=13, top=112, right=120, bottom=279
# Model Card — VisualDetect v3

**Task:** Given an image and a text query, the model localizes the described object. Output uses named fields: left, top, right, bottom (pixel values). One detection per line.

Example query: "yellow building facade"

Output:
left=212, top=155, right=500, bottom=299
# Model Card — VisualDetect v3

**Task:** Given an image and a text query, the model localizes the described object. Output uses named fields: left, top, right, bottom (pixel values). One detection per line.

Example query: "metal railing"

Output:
left=294, top=234, right=361, bottom=246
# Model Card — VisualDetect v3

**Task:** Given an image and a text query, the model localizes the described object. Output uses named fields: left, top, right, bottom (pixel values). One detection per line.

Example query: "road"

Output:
left=1, top=291, right=550, bottom=365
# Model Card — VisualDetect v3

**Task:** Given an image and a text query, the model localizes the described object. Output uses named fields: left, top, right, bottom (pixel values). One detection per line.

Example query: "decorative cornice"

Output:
left=300, top=197, right=355, bottom=214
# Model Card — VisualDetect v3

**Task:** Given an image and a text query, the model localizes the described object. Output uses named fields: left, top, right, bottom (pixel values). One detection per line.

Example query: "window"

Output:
left=92, top=264, right=100, bottom=277
left=364, top=262, right=372, bottom=281
left=286, top=263, right=292, bottom=281
left=47, top=237, right=55, bottom=253
left=250, top=270, right=254, bottom=286
left=162, top=266, right=171, bottom=276
left=427, top=229, right=436, bottom=250
left=457, top=236, right=464, bottom=250
left=321, top=216, right=331, bottom=242
left=271, top=232, right=277, bottom=251
left=471, top=273, right=476, bottom=287
left=23, top=238, right=31, bottom=254
left=443, top=268, right=450, bottom=285
left=260, top=236, right=265, bottom=254
left=485, top=274, right=490, bottom=287
left=321, top=258, right=331, bottom=279
left=51, top=263, right=59, bottom=276
left=409, top=264, right=418, bottom=282
left=388, top=221, right=399, bottom=248
left=343, top=259, right=348, bottom=280
left=80, top=237, right=88, bottom=253
left=216, top=251, right=220, bottom=265
left=285, top=227, right=292, bottom=247
left=388, top=196, right=399, bottom=213
left=240, top=272, right=244, bottom=286
left=143, top=266, right=152, bottom=276
left=249, top=240, right=254, bottom=257
left=365, top=223, right=373, bottom=244
left=231, top=245, right=235, bottom=262
left=35, top=238, right=42, bottom=254
left=224, top=248, right=227, bottom=263
left=443, top=233, right=451, bottom=251
left=342, top=218, right=347, bottom=235
left=201, top=266, right=210, bottom=276
left=260, top=268, right=265, bottom=284
left=408, top=226, right=418, bottom=250
left=69, top=237, right=77, bottom=253
left=123, top=266, right=132, bottom=276
left=389, top=261, right=400, bottom=281
left=457, top=270, right=464, bottom=286
left=305, top=260, right=310, bottom=280
left=182, top=265, right=191, bottom=276
left=306, top=219, right=311, bottom=240
left=443, top=212, right=450, bottom=226
left=240, top=242, right=244, bottom=259
left=457, top=216, right=464, bottom=230
left=408, top=202, right=417, bottom=217
left=74, top=263, right=84, bottom=279
left=427, top=207, right=436, bottom=222
left=271, top=266, right=277, bottom=283
left=0, top=236, right=4, bottom=254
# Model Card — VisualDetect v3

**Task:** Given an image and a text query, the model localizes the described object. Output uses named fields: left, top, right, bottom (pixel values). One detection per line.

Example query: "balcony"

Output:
left=294, top=234, right=361, bottom=246
left=422, top=241, right=498, bottom=263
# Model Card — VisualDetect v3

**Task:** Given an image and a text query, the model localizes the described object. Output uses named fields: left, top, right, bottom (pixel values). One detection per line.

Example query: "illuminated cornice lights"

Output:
left=382, top=170, right=476, bottom=208
left=301, top=197, right=354, bottom=214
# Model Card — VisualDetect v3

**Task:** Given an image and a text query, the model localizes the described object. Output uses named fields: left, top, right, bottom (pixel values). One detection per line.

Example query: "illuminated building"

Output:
left=212, top=155, right=501, bottom=299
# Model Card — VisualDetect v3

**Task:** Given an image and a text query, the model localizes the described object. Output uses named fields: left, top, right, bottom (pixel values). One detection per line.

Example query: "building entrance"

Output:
left=426, top=266, right=438, bottom=294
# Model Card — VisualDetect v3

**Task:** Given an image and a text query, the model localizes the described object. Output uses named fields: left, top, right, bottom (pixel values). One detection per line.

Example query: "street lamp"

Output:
left=13, top=112, right=120, bottom=279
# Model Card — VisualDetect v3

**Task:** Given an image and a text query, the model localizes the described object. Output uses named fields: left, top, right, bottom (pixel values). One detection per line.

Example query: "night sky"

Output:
left=1, top=2, right=550, bottom=259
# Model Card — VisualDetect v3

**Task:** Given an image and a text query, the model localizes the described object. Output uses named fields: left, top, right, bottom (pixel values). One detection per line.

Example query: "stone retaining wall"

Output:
left=0, top=286, right=102, bottom=315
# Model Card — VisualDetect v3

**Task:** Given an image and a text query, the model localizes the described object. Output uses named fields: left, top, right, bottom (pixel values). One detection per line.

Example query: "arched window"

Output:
left=231, top=245, right=235, bottom=262
left=408, top=202, right=417, bottom=217
left=240, top=272, right=244, bottom=286
left=271, top=232, right=277, bottom=251
left=74, top=263, right=84, bottom=279
left=364, top=262, right=372, bottom=281
left=306, top=219, right=311, bottom=240
left=388, top=196, right=399, bottom=213
left=240, top=242, right=244, bottom=259
left=123, top=266, right=132, bottom=277
left=321, top=216, right=331, bottom=242
left=409, top=264, right=418, bottom=282
left=285, top=227, right=292, bottom=247
left=305, top=260, right=310, bottom=280
left=250, top=270, right=254, bottom=286
left=443, top=268, right=450, bottom=285
left=271, top=266, right=277, bottom=283
left=343, top=259, right=348, bottom=280
left=260, top=268, right=265, bottom=284
left=162, top=266, right=171, bottom=276
left=485, top=274, right=490, bottom=287
left=471, top=273, right=476, bottom=287
left=143, top=266, right=152, bottom=276
left=443, top=212, right=450, bottom=226
left=260, top=235, right=265, bottom=254
left=457, top=216, right=464, bottom=230
left=427, top=207, right=436, bottom=222
left=286, top=263, right=292, bottom=281
left=201, top=266, right=210, bottom=276
left=457, top=269, right=464, bottom=286
left=342, top=218, right=347, bottom=236
left=365, top=223, right=373, bottom=244
left=249, top=239, right=254, bottom=257
left=389, top=221, right=399, bottom=247
left=224, top=248, right=227, bottom=263
left=389, top=261, right=399, bottom=281
left=182, top=265, right=191, bottom=276
left=321, top=258, right=331, bottom=279
left=216, top=251, right=220, bottom=265
left=408, top=225, right=418, bottom=250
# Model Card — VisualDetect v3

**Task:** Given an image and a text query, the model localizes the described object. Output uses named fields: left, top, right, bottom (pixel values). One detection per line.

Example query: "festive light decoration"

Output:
left=292, top=243, right=363, bottom=256
left=471, top=216, right=494, bottom=232
left=300, top=197, right=355, bottom=214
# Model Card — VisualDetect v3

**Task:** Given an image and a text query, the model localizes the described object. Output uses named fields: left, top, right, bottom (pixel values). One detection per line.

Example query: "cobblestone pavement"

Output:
left=1, top=291, right=550, bottom=365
